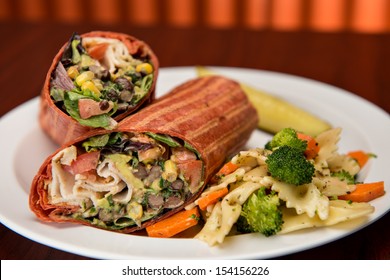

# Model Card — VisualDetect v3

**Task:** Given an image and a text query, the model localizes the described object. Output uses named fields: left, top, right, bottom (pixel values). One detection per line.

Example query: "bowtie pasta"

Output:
left=191, top=127, right=384, bottom=246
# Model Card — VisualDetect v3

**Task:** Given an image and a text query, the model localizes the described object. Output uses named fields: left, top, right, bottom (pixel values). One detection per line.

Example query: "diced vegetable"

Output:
left=64, top=151, right=100, bottom=175
left=136, top=63, right=153, bottom=74
left=338, top=181, right=385, bottom=202
left=67, top=66, right=79, bottom=79
left=197, top=187, right=229, bottom=211
left=177, top=160, right=203, bottom=193
left=78, top=99, right=113, bottom=119
left=81, top=80, right=101, bottom=96
left=64, top=92, right=114, bottom=128
left=347, top=150, right=371, bottom=168
left=171, top=147, right=197, bottom=163
left=215, top=162, right=239, bottom=178
left=146, top=208, right=200, bottom=238
left=162, top=160, right=178, bottom=182
left=297, top=132, right=319, bottom=159
left=87, top=43, right=109, bottom=60
left=75, top=71, right=95, bottom=86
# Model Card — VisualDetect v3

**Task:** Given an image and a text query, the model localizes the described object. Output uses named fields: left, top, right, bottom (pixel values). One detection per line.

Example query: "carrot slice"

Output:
left=146, top=208, right=200, bottom=238
left=339, top=181, right=385, bottom=202
left=297, top=132, right=319, bottom=159
left=216, top=161, right=239, bottom=177
left=198, top=187, right=229, bottom=211
left=210, top=161, right=239, bottom=183
left=347, top=150, right=370, bottom=168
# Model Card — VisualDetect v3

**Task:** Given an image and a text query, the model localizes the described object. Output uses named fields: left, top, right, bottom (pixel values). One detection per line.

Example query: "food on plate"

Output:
left=40, top=31, right=159, bottom=145
left=187, top=127, right=384, bottom=246
left=196, top=66, right=332, bottom=136
left=29, top=76, right=258, bottom=234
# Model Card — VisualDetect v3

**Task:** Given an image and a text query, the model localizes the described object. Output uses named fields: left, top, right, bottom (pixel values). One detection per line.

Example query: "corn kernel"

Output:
left=126, top=201, right=143, bottom=221
left=67, top=66, right=79, bottom=79
left=150, top=179, right=161, bottom=191
left=75, top=71, right=94, bottom=86
left=92, top=79, right=104, bottom=91
left=138, top=147, right=162, bottom=163
left=162, top=160, right=178, bottom=182
left=81, top=80, right=101, bottom=96
left=135, top=63, right=153, bottom=74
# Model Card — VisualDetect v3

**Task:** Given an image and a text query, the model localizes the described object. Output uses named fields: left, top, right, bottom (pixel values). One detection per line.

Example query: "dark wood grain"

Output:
left=0, top=22, right=389, bottom=260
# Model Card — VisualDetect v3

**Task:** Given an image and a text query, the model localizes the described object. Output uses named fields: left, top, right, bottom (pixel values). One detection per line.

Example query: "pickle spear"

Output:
left=196, top=66, right=331, bottom=136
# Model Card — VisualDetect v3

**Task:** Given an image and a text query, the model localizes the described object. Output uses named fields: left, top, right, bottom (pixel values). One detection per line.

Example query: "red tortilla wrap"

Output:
left=30, top=76, right=258, bottom=234
left=39, top=31, right=159, bottom=146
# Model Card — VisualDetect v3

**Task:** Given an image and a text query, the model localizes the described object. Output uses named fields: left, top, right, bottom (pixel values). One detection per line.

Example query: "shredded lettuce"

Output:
left=141, top=74, right=153, bottom=92
left=131, top=74, right=153, bottom=104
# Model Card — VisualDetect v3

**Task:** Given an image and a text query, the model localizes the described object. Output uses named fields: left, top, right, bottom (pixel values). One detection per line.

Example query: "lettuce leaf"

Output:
left=64, top=91, right=113, bottom=128
left=82, top=133, right=122, bottom=152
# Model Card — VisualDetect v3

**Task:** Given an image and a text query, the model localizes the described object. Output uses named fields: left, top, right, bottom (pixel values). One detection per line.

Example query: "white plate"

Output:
left=0, top=67, right=389, bottom=260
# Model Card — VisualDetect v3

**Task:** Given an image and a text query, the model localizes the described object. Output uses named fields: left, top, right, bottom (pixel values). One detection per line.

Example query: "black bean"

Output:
left=143, top=166, right=162, bottom=186
left=147, top=194, right=164, bottom=209
left=115, top=77, right=133, bottom=91
left=89, top=65, right=110, bottom=80
left=171, top=179, right=184, bottom=190
left=164, top=195, right=184, bottom=209
left=98, top=208, right=112, bottom=222
left=133, top=163, right=148, bottom=179
left=119, top=90, right=134, bottom=102
left=99, top=100, right=110, bottom=110
left=106, top=88, right=119, bottom=101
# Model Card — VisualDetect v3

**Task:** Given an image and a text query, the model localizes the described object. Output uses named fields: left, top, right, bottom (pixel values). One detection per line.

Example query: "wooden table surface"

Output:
left=0, top=22, right=389, bottom=260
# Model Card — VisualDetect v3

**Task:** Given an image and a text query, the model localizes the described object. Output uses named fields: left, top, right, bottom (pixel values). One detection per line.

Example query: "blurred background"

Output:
left=1, top=0, right=389, bottom=33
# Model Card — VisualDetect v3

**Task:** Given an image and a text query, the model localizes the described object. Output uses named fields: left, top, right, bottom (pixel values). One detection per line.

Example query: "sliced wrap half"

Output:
left=40, top=31, right=159, bottom=145
left=30, top=76, right=258, bottom=234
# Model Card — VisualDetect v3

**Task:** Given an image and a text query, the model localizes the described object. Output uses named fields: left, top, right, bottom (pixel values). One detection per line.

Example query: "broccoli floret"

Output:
left=266, top=146, right=315, bottom=185
left=331, top=170, right=355, bottom=184
left=236, top=215, right=253, bottom=234
left=266, top=128, right=307, bottom=152
left=238, top=187, right=283, bottom=237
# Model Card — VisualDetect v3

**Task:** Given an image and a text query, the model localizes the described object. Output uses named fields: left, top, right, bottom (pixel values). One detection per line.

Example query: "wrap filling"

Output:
left=50, top=34, right=155, bottom=129
left=44, top=132, right=204, bottom=230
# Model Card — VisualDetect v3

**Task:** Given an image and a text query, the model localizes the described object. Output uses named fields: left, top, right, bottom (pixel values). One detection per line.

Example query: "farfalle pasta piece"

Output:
left=243, top=166, right=269, bottom=183
left=327, top=154, right=360, bottom=176
left=201, top=168, right=246, bottom=196
left=271, top=180, right=330, bottom=220
left=313, top=176, right=356, bottom=197
left=315, top=127, right=341, bottom=164
left=231, top=148, right=270, bottom=168
left=280, top=200, right=375, bottom=234
left=195, top=181, right=261, bottom=246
